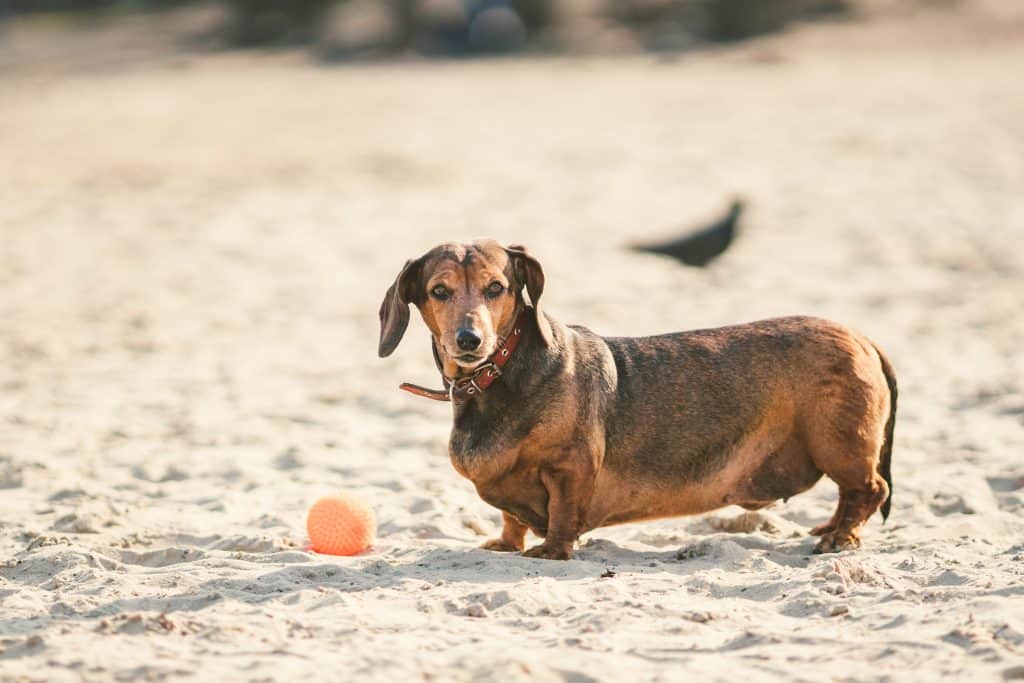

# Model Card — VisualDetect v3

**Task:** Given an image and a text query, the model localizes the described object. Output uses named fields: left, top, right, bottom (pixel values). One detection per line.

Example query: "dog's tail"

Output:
left=872, top=342, right=898, bottom=521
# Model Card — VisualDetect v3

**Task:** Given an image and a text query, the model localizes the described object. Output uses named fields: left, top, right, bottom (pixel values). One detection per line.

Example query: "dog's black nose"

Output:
left=456, top=329, right=482, bottom=351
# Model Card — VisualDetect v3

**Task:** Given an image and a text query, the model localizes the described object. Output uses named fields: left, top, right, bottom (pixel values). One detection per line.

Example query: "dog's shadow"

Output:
left=382, top=532, right=817, bottom=586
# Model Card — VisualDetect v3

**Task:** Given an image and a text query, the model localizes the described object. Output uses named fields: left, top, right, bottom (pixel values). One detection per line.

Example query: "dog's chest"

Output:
left=450, top=440, right=549, bottom=534
left=448, top=400, right=538, bottom=477
left=449, top=427, right=543, bottom=500
left=448, top=423, right=518, bottom=481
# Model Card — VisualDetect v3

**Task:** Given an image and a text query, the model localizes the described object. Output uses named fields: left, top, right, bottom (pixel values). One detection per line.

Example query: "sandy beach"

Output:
left=1, top=3, right=1023, bottom=680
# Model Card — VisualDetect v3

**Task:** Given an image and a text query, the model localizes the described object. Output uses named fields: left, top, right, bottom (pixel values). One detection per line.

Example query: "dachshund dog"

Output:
left=378, top=240, right=897, bottom=559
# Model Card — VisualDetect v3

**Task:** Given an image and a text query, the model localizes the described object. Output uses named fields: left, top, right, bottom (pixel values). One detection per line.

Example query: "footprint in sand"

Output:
left=987, top=475, right=1024, bottom=513
left=0, top=460, right=24, bottom=489
left=930, top=476, right=1003, bottom=517
left=120, top=547, right=207, bottom=567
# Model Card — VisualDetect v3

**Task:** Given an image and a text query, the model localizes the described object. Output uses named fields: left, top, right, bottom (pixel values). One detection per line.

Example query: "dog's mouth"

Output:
left=448, top=343, right=495, bottom=369
left=454, top=352, right=487, bottom=368
left=442, top=335, right=496, bottom=369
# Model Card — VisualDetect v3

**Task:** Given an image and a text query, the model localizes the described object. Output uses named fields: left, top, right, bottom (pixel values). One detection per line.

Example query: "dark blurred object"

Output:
left=1, top=0, right=193, bottom=11
left=388, top=0, right=552, bottom=54
left=712, top=0, right=847, bottom=40
left=608, top=0, right=848, bottom=50
left=0, top=0, right=850, bottom=56
left=3, top=0, right=110, bottom=9
left=632, top=199, right=744, bottom=267
left=224, top=0, right=335, bottom=45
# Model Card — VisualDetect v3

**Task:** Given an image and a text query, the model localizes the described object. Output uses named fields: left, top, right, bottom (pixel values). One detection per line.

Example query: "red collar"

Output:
left=399, top=310, right=529, bottom=403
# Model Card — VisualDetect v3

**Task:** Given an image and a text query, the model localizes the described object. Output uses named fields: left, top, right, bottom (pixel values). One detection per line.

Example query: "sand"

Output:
left=1, top=3, right=1023, bottom=681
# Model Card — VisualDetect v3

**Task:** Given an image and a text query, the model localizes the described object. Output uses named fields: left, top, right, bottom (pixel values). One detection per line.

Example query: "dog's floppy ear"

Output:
left=506, top=244, right=553, bottom=347
left=378, top=256, right=424, bottom=357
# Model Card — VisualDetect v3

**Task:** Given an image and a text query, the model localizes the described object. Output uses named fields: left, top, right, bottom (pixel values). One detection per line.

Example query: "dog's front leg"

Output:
left=481, top=512, right=528, bottom=552
left=523, top=461, right=594, bottom=561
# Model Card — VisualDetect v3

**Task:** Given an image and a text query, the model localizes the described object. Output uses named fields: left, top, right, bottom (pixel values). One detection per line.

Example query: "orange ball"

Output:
left=306, top=493, right=376, bottom=556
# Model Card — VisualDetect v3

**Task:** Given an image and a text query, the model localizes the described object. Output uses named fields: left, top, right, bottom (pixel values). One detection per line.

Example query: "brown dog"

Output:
left=379, top=240, right=896, bottom=559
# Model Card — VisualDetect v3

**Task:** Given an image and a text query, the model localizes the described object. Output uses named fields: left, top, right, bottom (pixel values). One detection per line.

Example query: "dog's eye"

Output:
left=430, top=285, right=451, bottom=301
left=485, top=282, right=505, bottom=299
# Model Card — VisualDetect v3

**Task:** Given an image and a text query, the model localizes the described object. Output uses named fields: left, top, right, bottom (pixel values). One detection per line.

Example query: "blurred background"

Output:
left=0, top=0, right=853, bottom=61
left=1, top=2, right=1023, bottom=679
left=1, top=0, right=1021, bottom=461
left=6, top=0, right=1018, bottom=71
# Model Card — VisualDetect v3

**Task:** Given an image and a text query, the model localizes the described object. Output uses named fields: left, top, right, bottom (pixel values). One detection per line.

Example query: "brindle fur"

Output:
left=379, top=240, right=897, bottom=559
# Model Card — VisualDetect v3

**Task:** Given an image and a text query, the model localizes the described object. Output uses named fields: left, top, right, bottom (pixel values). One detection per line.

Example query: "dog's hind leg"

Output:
left=806, top=407, right=890, bottom=553
left=809, top=492, right=846, bottom=536
left=805, top=341, right=895, bottom=553
left=812, top=475, right=887, bottom=553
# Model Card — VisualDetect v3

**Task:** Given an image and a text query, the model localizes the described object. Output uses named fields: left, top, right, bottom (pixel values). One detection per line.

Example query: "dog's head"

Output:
left=378, top=240, right=552, bottom=368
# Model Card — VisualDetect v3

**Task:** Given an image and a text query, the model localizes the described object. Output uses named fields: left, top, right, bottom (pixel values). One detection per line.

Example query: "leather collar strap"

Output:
left=400, top=310, right=529, bottom=403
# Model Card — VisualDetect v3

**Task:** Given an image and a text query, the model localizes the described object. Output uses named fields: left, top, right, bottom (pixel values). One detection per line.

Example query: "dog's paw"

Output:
left=812, top=532, right=861, bottom=554
left=809, top=520, right=837, bottom=536
left=522, top=543, right=573, bottom=560
left=480, top=538, right=524, bottom=552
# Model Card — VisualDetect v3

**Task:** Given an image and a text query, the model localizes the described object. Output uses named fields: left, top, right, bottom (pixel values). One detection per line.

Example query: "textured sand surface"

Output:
left=2, top=5, right=1023, bottom=681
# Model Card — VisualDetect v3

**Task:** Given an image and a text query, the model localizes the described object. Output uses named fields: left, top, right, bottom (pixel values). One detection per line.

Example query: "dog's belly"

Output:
left=586, top=473, right=716, bottom=528
left=585, top=423, right=822, bottom=530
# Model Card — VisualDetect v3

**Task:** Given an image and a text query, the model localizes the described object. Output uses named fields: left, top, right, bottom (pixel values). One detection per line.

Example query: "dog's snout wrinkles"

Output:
left=456, top=328, right=482, bottom=351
